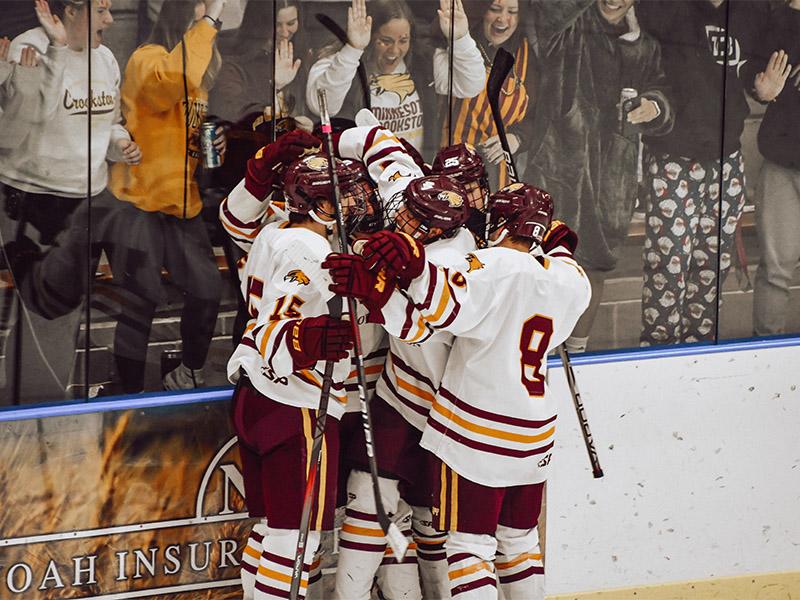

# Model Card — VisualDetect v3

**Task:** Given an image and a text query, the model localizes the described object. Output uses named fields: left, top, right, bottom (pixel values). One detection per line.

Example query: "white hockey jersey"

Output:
left=219, top=179, right=285, bottom=253
left=227, top=221, right=351, bottom=419
left=382, top=244, right=591, bottom=487
left=376, top=227, right=476, bottom=431
left=334, top=123, right=425, bottom=414
left=336, top=124, right=425, bottom=223
left=342, top=309, right=388, bottom=414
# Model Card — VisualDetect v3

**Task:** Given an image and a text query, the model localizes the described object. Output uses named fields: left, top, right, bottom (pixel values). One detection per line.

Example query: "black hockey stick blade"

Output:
left=486, top=47, right=514, bottom=115
left=485, top=47, right=518, bottom=181
left=558, top=346, right=604, bottom=478
left=315, top=13, right=372, bottom=110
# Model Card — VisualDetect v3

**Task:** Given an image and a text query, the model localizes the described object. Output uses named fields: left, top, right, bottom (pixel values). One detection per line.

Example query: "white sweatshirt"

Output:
left=0, top=58, right=47, bottom=149
left=0, top=28, right=130, bottom=197
left=305, top=34, right=484, bottom=150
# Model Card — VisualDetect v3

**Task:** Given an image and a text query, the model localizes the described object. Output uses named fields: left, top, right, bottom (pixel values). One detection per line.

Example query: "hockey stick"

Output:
left=271, top=0, right=278, bottom=143
left=446, top=0, right=456, bottom=146
left=486, top=48, right=604, bottom=478
left=315, top=13, right=372, bottom=111
left=485, top=48, right=518, bottom=183
left=318, top=88, right=409, bottom=555
left=289, top=295, right=341, bottom=600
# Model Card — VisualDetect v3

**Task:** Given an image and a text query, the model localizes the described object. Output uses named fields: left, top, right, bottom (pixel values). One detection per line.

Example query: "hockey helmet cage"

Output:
left=387, top=175, right=470, bottom=241
left=488, top=182, right=553, bottom=245
left=283, top=154, right=374, bottom=232
left=432, top=143, right=490, bottom=211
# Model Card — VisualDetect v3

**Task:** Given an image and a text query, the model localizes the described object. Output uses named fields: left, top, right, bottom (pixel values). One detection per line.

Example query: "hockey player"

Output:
left=326, top=121, right=492, bottom=599
left=219, top=130, right=323, bottom=254
left=431, top=143, right=492, bottom=244
left=218, top=129, right=321, bottom=599
left=227, top=152, right=376, bottom=600
left=326, top=183, right=591, bottom=599
left=326, top=173, right=472, bottom=600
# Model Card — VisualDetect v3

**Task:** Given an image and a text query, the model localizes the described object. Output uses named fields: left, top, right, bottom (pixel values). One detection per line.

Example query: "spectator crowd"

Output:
left=1, top=0, right=798, bottom=403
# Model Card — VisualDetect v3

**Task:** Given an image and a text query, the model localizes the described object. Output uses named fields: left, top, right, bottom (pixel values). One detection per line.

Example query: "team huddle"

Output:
left=219, top=109, right=591, bottom=600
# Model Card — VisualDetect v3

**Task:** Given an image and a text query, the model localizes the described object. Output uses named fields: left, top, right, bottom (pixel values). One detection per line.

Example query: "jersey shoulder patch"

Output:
left=465, top=253, right=485, bottom=272
left=284, top=269, right=310, bottom=286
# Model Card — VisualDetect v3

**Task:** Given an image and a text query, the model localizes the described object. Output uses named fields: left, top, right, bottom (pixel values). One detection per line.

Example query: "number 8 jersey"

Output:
left=384, top=245, right=591, bottom=487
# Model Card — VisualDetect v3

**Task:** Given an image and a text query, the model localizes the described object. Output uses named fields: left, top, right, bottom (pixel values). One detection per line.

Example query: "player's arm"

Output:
left=219, top=131, right=322, bottom=251
left=325, top=232, right=494, bottom=342
left=219, top=180, right=276, bottom=251
left=336, top=123, right=425, bottom=218
left=249, top=252, right=353, bottom=376
left=539, top=220, right=592, bottom=347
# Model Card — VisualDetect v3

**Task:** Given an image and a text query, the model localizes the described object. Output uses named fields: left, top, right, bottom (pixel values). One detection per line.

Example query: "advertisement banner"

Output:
left=0, top=400, right=255, bottom=598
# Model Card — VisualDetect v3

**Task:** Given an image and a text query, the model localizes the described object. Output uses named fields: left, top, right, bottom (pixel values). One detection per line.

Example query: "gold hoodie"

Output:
left=110, top=20, right=216, bottom=218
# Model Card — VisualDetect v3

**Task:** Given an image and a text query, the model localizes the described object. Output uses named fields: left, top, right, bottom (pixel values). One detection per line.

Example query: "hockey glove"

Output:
left=322, top=253, right=393, bottom=322
left=287, top=315, right=354, bottom=370
left=541, top=220, right=579, bottom=255
left=360, top=231, right=426, bottom=287
left=245, top=130, right=322, bottom=200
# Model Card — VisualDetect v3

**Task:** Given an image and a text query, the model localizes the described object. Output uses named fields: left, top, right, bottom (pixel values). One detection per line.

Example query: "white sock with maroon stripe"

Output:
left=306, top=550, right=323, bottom=600
left=495, top=525, right=544, bottom=600
left=375, top=500, right=421, bottom=599
left=446, top=532, right=497, bottom=599
left=411, top=506, right=449, bottom=599
left=334, top=470, right=400, bottom=600
left=242, top=520, right=268, bottom=600
left=254, top=527, right=320, bottom=600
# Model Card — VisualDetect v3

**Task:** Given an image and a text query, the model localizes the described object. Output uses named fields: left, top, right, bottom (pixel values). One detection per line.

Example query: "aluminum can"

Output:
left=200, top=120, right=222, bottom=169
left=619, top=87, right=638, bottom=121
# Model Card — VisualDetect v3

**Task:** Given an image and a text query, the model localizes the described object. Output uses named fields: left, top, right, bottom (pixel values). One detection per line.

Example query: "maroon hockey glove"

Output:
left=360, top=231, right=426, bottom=286
left=287, top=315, right=354, bottom=370
left=541, top=220, right=578, bottom=255
left=322, top=253, right=394, bottom=321
left=245, top=130, right=322, bottom=200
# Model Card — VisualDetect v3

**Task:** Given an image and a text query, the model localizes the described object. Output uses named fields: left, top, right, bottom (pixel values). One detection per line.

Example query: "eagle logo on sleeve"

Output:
left=371, top=73, right=416, bottom=103
left=465, top=253, right=485, bottom=272
left=284, top=270, right=311, bottom=285
left=388, top=170, right=409, bottom=182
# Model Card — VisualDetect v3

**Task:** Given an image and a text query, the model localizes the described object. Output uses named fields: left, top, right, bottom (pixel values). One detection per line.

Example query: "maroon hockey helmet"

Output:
left=386, top=175, right=470, bottom=242
left=488, top=182, right=553, bottom=246
left=432, top=143, right=490, bottom=211
left=283, top=153, right=374, bottom=231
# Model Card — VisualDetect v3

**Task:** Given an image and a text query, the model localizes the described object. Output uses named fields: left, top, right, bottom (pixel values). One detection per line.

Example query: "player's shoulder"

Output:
left=467, top=247, right=534, bottom=275
left=427, top=228, right=477, bottom=265
left=271, top=225, right=331, bottom=260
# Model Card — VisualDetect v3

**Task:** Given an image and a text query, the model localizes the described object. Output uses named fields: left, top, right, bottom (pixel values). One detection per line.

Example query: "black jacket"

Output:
left=524, top=0, right=673, bottom=270
left=756, top=4, right=800, bottom=171
left=637, top=0, right=769, bottom=160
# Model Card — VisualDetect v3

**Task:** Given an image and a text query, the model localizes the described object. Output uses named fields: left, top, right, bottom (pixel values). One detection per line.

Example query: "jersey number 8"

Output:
left=520, top=314, right=554, bottom=397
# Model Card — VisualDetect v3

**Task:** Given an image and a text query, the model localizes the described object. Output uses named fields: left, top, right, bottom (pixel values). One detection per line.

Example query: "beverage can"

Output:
left=200, top=120, right=222, bottom=169
left=619, top=87, right=638, bottom=121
